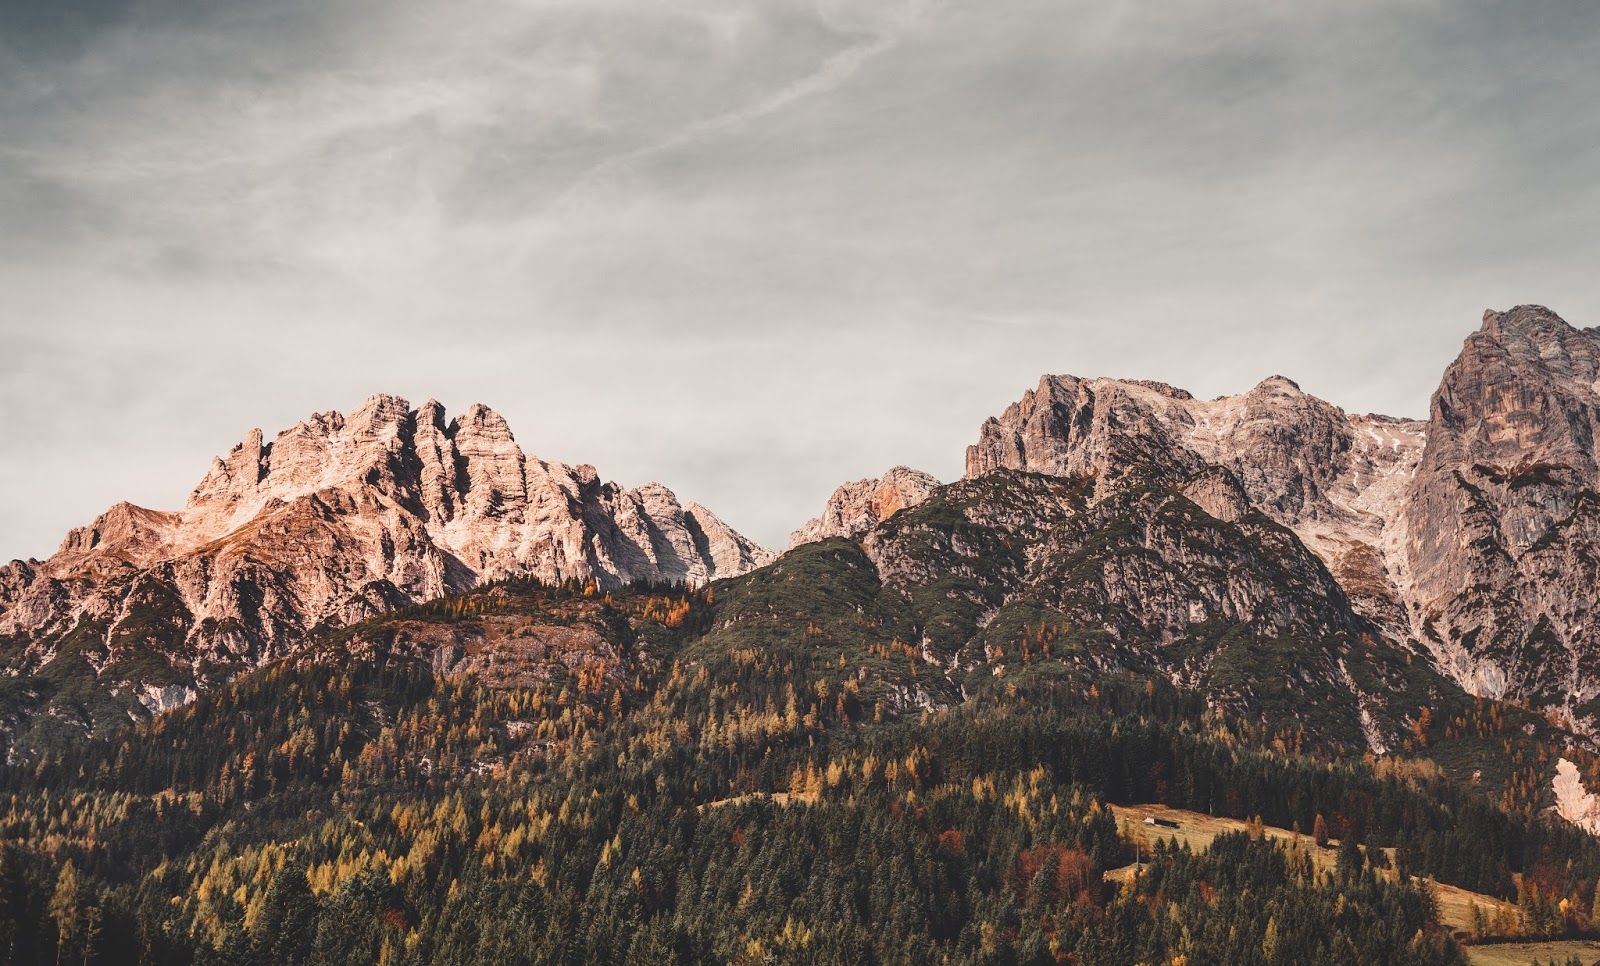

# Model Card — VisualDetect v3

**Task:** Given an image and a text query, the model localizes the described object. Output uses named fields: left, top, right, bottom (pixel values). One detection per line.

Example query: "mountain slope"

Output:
left=964, top=306, right=1600, bottom=724
left=0, top=556, right=1576, bottom=965
left=965, top=372, right=1426, bottom=643
left=1404, top=306, right=1600, bottom=711
left=830, top=466, right=1442, bottom=752
left=0, top=394, right=772, bottom=752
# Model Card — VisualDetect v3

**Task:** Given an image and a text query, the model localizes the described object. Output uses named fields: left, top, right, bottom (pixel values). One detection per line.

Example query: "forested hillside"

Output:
left=3, top=554, right=1599, bottom=964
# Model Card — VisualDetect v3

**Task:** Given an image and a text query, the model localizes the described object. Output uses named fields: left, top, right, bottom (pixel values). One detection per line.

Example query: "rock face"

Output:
left=831, top=464, right=1429, bottom=753
left=0, top=394, right=773, bottom=739
left=788, top=467, right=940, bottom=548
left=1403, top=306, right=1600, bottom=709
left=1553, top=757, right=1600, bottom=835
left=965, top=305, right=1600, bottom=720
left=966, top=372, right=1425, bottom=639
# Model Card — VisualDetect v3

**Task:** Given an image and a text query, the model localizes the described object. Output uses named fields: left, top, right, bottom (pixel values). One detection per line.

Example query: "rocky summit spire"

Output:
left=1403, top=306, right=1600, bottom=702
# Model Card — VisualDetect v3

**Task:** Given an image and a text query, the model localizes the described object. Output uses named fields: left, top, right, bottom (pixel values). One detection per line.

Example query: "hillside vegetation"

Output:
left=3, top=557, right=1600, bottom=965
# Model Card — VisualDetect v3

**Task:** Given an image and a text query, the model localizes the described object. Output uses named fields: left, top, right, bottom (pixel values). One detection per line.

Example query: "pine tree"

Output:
left=48, top=861, right=80, bottom=966
left=79, top=906, right=102, bottom=966
left=1336, top=837, right=1365, bottom=881
left=1261, top=915, right=1279, bottom=962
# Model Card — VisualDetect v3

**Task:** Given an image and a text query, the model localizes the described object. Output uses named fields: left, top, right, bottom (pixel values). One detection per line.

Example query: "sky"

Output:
left=3, top=0, right=1600, bottom=557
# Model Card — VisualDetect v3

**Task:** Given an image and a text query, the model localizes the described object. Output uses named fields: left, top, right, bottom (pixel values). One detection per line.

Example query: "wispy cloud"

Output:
left=3, top=0, right=1600, bottom=558
left=553, top=0, right=932, bottom=210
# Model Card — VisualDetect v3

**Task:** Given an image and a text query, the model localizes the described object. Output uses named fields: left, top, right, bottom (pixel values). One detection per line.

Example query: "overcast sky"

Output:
left=3, top=0, right=1599, bottom=557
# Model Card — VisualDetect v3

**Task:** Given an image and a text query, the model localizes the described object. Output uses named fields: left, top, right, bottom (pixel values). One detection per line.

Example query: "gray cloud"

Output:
left=3, top=0, right=1600, bottom=556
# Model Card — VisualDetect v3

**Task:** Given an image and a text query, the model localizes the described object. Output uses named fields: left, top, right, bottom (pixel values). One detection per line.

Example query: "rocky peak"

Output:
left=789, top=466, right=941, bottom=548
left=965, top=375, right=1204, bottom=485
left=56, top=502, right=183, bottom=566
left=963, top=307, right=1600, bottom=717
left=1431, top=306, right=1600, bottom=467
left=684, top=501, right=776, bottom=580
left=966, top=367, right=1425, bottom=645
left=345, top=392, right=412, bottom=440
left=576, top=481, right=773, bottom=587
left=0, top=394, right=775, bottom=739
left=185, top=393, right=418, bottom=530
left=1480, top=304, right=1598, bottom=353
left=1251, top=374, right=1303, bottom=394
left=413, top=399, right=460, bottom=522
left=450, top=402, right=527, bottom=520
left=1403, top=306, right=1600, bottom=705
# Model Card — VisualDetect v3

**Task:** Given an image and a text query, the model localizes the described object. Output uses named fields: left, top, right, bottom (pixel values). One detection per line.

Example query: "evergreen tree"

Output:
left=48, top=860, right=81, bottom=966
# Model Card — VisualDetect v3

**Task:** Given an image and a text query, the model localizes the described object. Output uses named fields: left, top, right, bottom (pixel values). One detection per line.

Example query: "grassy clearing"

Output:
left=1462, top=939, right=1600, bottom=965
left=698, top=791, right=818, bottom=810
left=1109, top=803, right=1313, bottom=862
left=1105, top=803, right=1519, bottom=936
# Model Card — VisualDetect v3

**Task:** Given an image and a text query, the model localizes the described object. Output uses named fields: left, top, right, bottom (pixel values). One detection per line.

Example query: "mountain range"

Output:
left=0, top=395, right=770, bottom=746
left=3, top=304, right=1599, bottom=768
left=963, top=304, right=1600, bottom=720
left=8, top=305, right=1600, bottom=964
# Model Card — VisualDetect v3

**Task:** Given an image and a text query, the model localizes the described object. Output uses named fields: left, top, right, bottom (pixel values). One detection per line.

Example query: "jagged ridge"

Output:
left=0, top=394, right=773, bottom=746
left=963, top=305, right=1600, bottom=725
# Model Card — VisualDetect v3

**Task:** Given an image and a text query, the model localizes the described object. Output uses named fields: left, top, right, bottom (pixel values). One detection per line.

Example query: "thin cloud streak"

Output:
left=552, top=0, right=931, bottom=211
left=2, top=0, right=1599, bottom=558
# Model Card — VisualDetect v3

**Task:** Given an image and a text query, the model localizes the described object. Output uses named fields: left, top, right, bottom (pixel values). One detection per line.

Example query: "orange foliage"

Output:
left=935, top=829, right=966, bottom=859
left=1016, top=844, right=1095, bottom=904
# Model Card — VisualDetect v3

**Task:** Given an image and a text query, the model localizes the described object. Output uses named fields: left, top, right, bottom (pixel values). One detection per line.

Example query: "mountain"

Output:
left=782, top=464, right=1434, bottom=754
left=0, top=471, right=1571, bottom=964
left=965, top=372, right=1425, bottom=638
left=0, top=393, right=772, bottom=751
left=0, top=575, right=1493, bottom=966
left=787, top=466, right=940, bottom=548
left=8, top=307, right=1599, bottom=756
left=1404, top=306, right=1600, bottom=712
left=957, top=371, right=1436, bottom=744
left=965, top=306, right=1600, bottom=726
left=6, top=308, right=1600, bottom=964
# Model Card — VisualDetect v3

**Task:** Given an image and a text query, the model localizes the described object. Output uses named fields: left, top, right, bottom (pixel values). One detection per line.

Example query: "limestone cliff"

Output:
left=1403, top=306, right=1600, bottom=709
left=789, top=467, right=940, bottom=548
left=0, top=394, right=773, bottom=739
left=964, top=305, right=1600, bottom=721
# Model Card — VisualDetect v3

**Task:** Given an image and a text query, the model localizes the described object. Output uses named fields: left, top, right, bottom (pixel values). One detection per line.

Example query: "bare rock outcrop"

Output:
left=789, top=467, right=941, bottom=548
left=965, top=372, right=1425, bottom=639
left=0, top=395, right=775, bottom=727
left=963, top=304, right=1600, bottom=718
left=1403, top=306, right=1600, bottom=707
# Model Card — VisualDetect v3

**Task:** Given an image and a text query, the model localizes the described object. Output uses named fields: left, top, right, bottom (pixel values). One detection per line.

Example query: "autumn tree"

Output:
left=48, top=861, right=80, bottom=966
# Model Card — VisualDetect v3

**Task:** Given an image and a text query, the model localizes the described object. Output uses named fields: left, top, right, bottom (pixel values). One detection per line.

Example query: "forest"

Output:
left=1, top=571, right=1598, bottom=964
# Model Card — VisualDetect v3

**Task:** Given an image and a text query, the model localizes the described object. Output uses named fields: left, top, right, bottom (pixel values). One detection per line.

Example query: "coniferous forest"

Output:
left=9, top=0, right=1600, bottom=960
left=5, top=558, right=1600, bottom=965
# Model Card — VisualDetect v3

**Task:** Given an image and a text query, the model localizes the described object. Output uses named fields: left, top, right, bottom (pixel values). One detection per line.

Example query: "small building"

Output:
left=1144, top=816, right=1181, bottom=829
